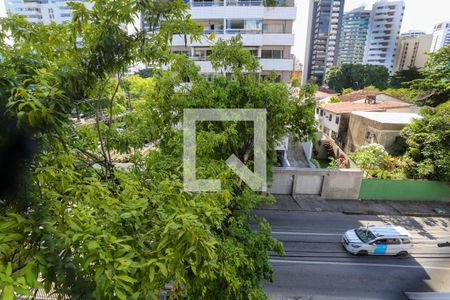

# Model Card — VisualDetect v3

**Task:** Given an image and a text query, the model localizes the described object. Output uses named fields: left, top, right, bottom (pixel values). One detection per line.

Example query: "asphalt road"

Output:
left=255, top=210, right=450, bottom=300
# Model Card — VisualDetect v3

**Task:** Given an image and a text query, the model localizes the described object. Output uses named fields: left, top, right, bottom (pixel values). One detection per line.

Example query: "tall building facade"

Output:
left=170, top=0, right=296, bottom=82
left=303, top=0, right=345, bottom=84
left=363, top=0, right=405, bottom=73
left=337, top=6, right=370, bottom=65
left=430, top=20, right=450, bottom=52
left=393, top=32, right=433, bottom=72
left=5, top=0, right=92, bottom=24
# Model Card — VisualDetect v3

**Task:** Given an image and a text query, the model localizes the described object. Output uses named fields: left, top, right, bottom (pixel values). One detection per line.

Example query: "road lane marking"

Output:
left=272, top=231, right=342, bottom=236
left=270, top=259, right=450, bottom=271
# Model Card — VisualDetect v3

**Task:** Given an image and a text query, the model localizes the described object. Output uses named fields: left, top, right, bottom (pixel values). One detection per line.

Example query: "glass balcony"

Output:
left=191, top=0, right=224, bottom=7
left=203, top=29, right=225, bottom=34
left=226, top=0, right=262, bottom=6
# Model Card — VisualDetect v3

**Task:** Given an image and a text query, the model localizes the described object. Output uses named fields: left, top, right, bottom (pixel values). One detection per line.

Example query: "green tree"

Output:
left=342, top=88, right=354, bottom=95
left=410, top=46, right=450, bottom=106
left=290, top=77, right=301, bottom=88
left=401, top=102, right=450, bottom=181
left=0, top=13, right=318, bottom=300
left=389, top=67, right=424, bottom=89
left=350, top=144, right=388, bottom=178
left=325, top=64, right=389, bottom=92
left=328, top=96, right=340, bottom=103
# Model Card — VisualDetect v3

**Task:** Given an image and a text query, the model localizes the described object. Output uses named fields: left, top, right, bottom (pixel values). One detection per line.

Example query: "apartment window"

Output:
left=320, top=110, right=324, bottom=116
left=262, top=21, right=286, bottom=33
left=261, top=49, right=283, bottom=59
left=173, top=50, right=190, bottom=56
left=328, top=114, right=332, bottom=121
left=49, top=14, right=54, bottom=19
left=226, top=19, right=262, bottom=33
left=48, top=8, right=53, bottom=13
left=335, top=116, right=339, bottom=124
left=193, top=49, right=212, bottom=60
left=60, top=13, right=71, bottom=18
left=248, top=49, right=258, bottom=57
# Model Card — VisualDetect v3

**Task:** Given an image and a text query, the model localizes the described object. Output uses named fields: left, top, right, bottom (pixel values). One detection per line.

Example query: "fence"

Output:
left=270, top=167, right=363, bottom=199
left=359, top=179, right=450, bottom=201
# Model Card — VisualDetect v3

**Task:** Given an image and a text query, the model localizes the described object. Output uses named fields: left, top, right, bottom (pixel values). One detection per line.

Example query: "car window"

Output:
left=401, top=238, right=411, bottom=244
left=355, top=228, right=376, bottom=243
left=387, top=238, right=401, bottom=245
left=375, top=239, right=387, bottom=244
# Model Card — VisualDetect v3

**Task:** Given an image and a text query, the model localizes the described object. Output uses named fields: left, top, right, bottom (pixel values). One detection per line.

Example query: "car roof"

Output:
left=367, top=226, right=412, bottom=238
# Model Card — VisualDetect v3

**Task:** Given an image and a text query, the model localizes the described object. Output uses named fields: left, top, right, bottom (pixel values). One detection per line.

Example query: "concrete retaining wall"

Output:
left=270, top=167, right=363, bottom=199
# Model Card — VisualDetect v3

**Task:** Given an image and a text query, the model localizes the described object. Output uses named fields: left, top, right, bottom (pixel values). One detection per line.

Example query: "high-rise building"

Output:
left=337, top=6, right=370, bottom=65
left=400, top=30, right=426, bottom=38
left=393, top=32, right=432, bottom=72
left=170, top=0, right=297, bottom=82
left=5, top=0, right=92, bottom=24
left=303, top=0, right=345, bottom=84
left=430, top=20, right=450, bottom=52
left=1, top=0, right=6, bottom=18
left=363, top=0, right=405, bottom=73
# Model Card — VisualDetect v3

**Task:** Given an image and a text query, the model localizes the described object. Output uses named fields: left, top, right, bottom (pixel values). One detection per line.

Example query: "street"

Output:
left=256, top=210, right=450, bottom=300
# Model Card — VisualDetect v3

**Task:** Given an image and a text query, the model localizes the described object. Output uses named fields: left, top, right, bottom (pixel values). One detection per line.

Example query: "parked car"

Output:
left=342, top=225, right=413, bottom=256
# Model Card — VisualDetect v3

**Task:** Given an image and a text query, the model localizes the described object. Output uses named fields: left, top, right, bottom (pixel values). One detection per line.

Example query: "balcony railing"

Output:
left=202, top=29, right=225, bottom=34
left=225, top=29, right=262, bottom=34
left=190, top=0, right=293, bottom=7
left=191, top=1, right=224, bottom=7
left=226, top=1, right=262, bottom=6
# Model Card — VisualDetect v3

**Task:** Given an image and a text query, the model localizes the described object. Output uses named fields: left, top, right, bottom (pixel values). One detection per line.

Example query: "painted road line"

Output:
left=269, top=259, right=450, bottom=271
left=272, top=231, right=342, bottom=236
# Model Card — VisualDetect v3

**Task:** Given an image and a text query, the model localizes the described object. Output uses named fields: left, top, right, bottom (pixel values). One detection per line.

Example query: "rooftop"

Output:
left=315, top=91, right=338, bottom=100
left=352, top=111, right=422, bottom=124
left=338, top=90, right=384, bottom=102
left=319, top=101, right=412, bottom=114
left=368, top=226, right=411, bottom=238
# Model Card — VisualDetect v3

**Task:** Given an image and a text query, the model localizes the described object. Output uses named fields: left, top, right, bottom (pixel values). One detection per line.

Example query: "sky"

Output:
left=293, top=0, right=450, bottom=65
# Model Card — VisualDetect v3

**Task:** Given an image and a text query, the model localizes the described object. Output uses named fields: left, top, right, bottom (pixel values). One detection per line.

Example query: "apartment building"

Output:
left=430, top=20, right=450, bottom=52
left=393, top=32, right=433, bottom=72
left=170, top=0, right=296, bottom=82
left=337, top=6, right=371, bottom=65
left=5, top=0, right=92, bottom=24
left=304, top=0, right=345, bottom=84
left=363, top=0, right=404, bottom=73
left=1, top=1, right=6, bottom=18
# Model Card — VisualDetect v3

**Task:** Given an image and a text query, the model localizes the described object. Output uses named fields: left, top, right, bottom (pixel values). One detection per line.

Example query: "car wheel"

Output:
left=356, top=250, right=368, bottom=256
left=397, top=251, right=408, bottom=257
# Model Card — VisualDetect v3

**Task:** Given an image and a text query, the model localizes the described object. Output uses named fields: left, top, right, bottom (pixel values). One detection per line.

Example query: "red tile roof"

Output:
left=319, top=101, right=412, bottom=114
left=338, top=90, right=384, bottom=102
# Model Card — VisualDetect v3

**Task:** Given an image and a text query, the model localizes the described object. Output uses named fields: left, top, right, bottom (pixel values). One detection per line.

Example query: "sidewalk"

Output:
left=259, top=194, right=450, bottom=217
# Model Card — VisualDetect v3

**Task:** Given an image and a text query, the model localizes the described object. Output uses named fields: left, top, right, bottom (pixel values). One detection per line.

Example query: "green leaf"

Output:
left=2, top=285, right=15, bottom=300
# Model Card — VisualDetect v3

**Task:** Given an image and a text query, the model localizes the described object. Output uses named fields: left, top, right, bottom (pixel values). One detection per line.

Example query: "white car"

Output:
left=342, top=225, right=413, bottom=256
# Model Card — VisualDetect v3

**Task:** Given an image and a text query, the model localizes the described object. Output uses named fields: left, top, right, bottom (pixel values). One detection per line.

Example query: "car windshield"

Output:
left=355, top=228, right=376, bottom=243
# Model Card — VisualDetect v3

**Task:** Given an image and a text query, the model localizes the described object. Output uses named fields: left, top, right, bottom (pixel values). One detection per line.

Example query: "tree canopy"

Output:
left=410, top=46, right=450, bottom=107
left=389, top=67, right=424, bottom=89
left=0, top=7, right=318, bottom=300
left=401, top=102, right=450, bottom=181
left=324, top=64, right=389, bottom=92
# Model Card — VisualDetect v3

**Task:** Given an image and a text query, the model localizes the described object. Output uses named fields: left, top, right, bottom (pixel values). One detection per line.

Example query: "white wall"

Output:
left=316, top=109, right=340, bottom=135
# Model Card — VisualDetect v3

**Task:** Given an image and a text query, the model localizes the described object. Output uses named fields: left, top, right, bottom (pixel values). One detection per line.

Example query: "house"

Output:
left=345, top=112, right=422, bottom=153
left=316, top=99, right=413, bottom=150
